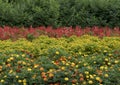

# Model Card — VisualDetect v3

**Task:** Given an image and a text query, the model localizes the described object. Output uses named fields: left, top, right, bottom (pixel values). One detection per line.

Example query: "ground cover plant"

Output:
left=0, top=35, right=120, bottom=85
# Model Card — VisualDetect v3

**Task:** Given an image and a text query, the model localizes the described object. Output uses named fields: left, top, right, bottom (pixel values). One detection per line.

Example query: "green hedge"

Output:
left=0, top=0, right=120, bottom=28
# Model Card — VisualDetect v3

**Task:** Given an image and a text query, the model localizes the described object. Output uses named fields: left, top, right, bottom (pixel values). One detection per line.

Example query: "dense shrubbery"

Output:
left=0, top=0, right=120, bottom=27
left=0, top=35, right=120, bottom=84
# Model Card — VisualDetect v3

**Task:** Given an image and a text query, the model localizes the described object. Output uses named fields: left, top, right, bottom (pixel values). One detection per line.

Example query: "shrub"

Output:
left=1, top=0, right=120, bottom=27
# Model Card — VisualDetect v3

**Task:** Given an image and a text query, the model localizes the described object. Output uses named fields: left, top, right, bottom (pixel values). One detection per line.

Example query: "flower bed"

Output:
left=0, top=26, right=120, bottom=40
left=0, top=35, right=120, bottom=84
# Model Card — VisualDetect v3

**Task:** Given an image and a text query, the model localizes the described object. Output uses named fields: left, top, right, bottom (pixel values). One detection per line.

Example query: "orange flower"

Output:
left=48, top=73, right=54, bottom=78
left=41, top=72, right=46, bottom=75
left=40, top=67, right=44, bottom=71
left=43, top=78, right=48, bottom=81
left=71, top=79, right=77, bottom=84
left=80, top=77, right=84, bottom=81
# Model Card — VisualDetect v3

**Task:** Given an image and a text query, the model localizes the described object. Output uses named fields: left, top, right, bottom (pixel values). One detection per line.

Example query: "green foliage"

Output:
left=0, top=0, right=120, bottom=27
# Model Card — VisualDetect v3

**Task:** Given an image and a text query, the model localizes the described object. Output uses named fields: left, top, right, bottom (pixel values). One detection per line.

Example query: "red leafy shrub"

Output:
left=0, top=26, right=120, bottom=40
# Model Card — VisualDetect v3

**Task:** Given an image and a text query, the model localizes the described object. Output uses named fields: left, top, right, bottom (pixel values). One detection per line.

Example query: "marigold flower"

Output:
left=0, top=66, right=2, bottom=69
left=27, top=68, right=32, bottom=71
left=88, top=80, right=93, bottom=84
left=48, top=73, right=54, bottom=78
left=10, top=57, right=14, bottom=60
left=22, top=54, right=25, bottom=57
left=7, top=59, right=11, bottom=62
left=16, top=55, right=19, bottom=57
left=104, top=74, right=109, bottom=78
left=23, top=79, right=27, bottom=83
left=96, top=77, right=101, bottom=81
left=90, top=75, right=94, bottom=79
left=85, top=71, right=89, bottom=75
left=43, top=78, right=48, bottom=81
left=100, top=66, right=104, bottom=70
left=56, top=51, right=59, bottom=55
left=23, top=83, right=27, bottom=85
left=114, top=60, right=119, bottom=64
left=40, top=67, right=44, bottom=71
left=18, top=80, right=22, bottom=83
left=0, top=79, right=4, bottom=83
left=61, top=66, right=65, bottom=70
left=105, top=58, right=109, bottom=61
left=16, top=76, right=19, bottom=78
left=80, top=77, right=84, bottom=81
left=64, top=77, right=69, bottom=81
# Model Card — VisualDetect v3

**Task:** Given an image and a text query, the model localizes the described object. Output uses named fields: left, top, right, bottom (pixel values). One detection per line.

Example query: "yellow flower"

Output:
left=88, top=80, right=93, bottom=84
left=4, top=75, right=7, bottom=78
left=84, top=63, right=87, bottom=66
left=23, top=83, right=27, bottom=85
left=32, top=75, right=36, bottom=79
left=85, top=71, right=89, bottom=75
left=34, top=64, right=39, bottom=68
left=82, top=81, right=86, bottom=85
left=62, top=61, right=65, bottom=64
left=71, top=62, right=75, bottom=67
left=48, top=73, right=54, bottom=78
left=16, top=55, right=19, bottom=57
left=104, top=66, right=108, bottom=70
left=22, top=54, right=25, bottom=57
left=96, top=77, right=101, bottom=81
left=107, top=62, right=111, bottom=65
left=114, top=60, right=119, bottom=64
left=7, top=59, right=11, bottom=62
left=49, top=69, right=53, bottom=72
left=22, top=62, right=26, bottom=65
left=23, top=79, right=27, bottom=83
left=18, top=80, right=22, bottom=83
left=10, top=57, right=14, bottom=60
left=90, top=75, right=94, bottom=79
left=108, top=53, right=112, bottom=56
left=104, top=74, right=109, bottom=78
left=56, top=51, right=59, bottom=55
left=105, top=58, right=109, bottom=62
left=64, top=77, right=69, bottom=81
left=86, top=75, right=89, bottom=79
left=16, top=76, right=19, bottom=78
left=0, top=79, right=4, bottom=83
left=66, top=63, right=69, bottom=66
left=75, top=65, right=78, bottom=68
left=9, top=70, right=13, bottom=73
left=27, top=68, right=32, bottom=71
left=104, top=50, right=107, bottom=53
left=100, top=66, right=104, bottom=70
left=61, top=66, right=65, bottom=70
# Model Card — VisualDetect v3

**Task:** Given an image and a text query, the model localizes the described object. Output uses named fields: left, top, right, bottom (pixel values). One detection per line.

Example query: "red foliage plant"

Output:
left=0, top=26, right=120, bottom=40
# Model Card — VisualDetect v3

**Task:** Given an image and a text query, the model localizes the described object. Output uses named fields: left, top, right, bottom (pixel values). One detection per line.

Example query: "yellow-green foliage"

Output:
left=0, top=35, right=120, bottom=56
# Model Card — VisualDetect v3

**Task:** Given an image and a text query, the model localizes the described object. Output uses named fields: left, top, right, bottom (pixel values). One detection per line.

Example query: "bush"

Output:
left=0, top=0, right=120, bottom=27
